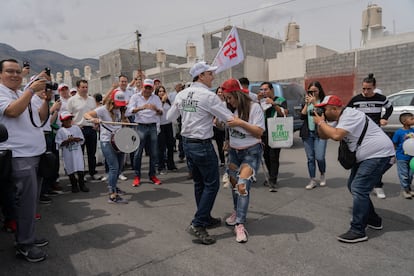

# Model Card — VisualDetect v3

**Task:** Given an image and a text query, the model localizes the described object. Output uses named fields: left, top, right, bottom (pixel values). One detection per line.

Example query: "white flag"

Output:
left=212, top=26, right=244, bottom=74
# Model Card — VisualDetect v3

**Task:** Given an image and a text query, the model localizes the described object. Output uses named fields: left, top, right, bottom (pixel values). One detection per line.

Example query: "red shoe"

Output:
left=35, top=213, right=41, bottom=220
left=132, top=176, right=140, bottom=187
left=3, top=219, right=17, bottom=233
left=150, top=175, right=162, bottom=185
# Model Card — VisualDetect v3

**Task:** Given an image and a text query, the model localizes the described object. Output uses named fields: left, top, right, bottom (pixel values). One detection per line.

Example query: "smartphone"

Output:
left=307, top=91, right=314, bottom=96
left=45, top=67, right=51, bottom=76
left=54, top=94, right=60, bottom=102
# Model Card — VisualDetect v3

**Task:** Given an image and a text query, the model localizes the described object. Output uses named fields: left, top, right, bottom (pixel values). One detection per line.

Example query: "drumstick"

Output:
left=99, top=120, right=139, bottom=126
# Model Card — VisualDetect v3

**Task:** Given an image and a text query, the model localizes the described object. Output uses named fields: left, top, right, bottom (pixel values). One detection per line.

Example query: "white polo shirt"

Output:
left=0, top=84, right=46, bottom=157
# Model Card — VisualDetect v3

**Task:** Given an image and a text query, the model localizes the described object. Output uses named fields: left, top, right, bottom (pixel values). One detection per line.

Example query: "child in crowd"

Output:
left=55, top=111, right=89, bottom=193
left=392, top=112, right=414, bottom=199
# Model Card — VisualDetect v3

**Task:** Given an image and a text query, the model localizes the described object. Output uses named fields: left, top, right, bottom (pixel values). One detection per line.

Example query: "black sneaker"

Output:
left=367, top=217, right=383, bottom=230
left=34, top=238, right=49, bottom=247
left=186, top=224, right=216, bottom=245
left=15, top=244, right=46, bottom=263
left=206, top=217, right=222, bottom=229
left=337, top=230, right=368, bottom=243
left=39, top=195, right=52, bottom=204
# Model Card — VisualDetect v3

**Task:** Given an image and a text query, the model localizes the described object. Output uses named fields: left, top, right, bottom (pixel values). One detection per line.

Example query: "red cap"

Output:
left=314, top=95, right=343, bottom=107
left=111, top=89, right=126, bottom=107
left=59, top=111, right=74, bottom=121
left=221, top=78, right=249, bottom=94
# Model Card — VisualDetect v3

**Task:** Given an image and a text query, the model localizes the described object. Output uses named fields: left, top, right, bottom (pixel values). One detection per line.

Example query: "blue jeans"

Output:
left=101, top=141, right=124, bottom=193
left=302, top=131, right=327, bottom=178
left=134, top=124, right=158, bottom=178
left=396, top=159, right=413, bottom=190
left=183, top=138, right=220, bottom=228
left=347, top=157, right=392, bottom=235
left=228, top=143, right=262, bottom=224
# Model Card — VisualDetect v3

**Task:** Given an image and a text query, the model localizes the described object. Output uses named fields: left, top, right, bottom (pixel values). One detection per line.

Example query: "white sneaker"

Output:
left=222, top=173, right=230, bottom=188
left=374, top=188, right=386, bottom=199
left=225, top=211, right=237, bottom=226
left=235, top=224, right=248, bottom=243
left=306, top=178, right=317, bottom=190
left=118, top=174, right=127, bottom=181
left=320, top=174, right=326, bottom=186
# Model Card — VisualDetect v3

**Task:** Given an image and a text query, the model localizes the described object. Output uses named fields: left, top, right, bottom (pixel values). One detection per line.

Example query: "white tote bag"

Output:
left=267, top=113, right=294, bottom=148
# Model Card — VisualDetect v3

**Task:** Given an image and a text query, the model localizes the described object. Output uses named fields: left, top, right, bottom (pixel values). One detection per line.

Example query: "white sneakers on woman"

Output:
left=305, top=175, right=326, bottom=190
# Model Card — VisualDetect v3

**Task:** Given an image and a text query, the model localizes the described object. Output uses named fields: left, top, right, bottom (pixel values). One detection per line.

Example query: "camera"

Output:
left=43, top=67, right=58, bottom=90
left=314, top=107, right=325, bottom=116
left=307, top=90, right=314, bottom=96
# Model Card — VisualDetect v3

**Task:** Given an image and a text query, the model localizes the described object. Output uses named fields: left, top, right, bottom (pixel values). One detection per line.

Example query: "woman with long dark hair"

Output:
left=221, top=79, right=265, bottom=243
left=84, top=90, right=129, bottom=203
left=300, top=81, right=327, bottom=189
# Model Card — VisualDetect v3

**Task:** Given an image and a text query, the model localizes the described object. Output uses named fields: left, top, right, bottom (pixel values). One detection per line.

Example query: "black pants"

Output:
left=41, top=133, right=59, bottom=194
left=263, top=143, right=281, bottom=185
left=158, top=123, right=176, bottom=170
left=213, top=127, right=225, bottom=164
left=81, top=126, right=97, bottom=177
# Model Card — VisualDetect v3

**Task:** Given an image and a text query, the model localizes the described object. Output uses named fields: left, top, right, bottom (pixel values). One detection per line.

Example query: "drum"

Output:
left=111, top=127, right=140, bottom=153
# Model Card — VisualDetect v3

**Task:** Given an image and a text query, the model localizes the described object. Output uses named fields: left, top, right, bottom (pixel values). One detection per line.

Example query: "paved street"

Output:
left=1, top=133, right=413, bottom=276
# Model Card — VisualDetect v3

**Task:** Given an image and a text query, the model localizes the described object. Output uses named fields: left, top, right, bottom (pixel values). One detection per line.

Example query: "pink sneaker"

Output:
left=225, top=211, right=237, bottom=226
left=235, top=224, right=248, bottom=243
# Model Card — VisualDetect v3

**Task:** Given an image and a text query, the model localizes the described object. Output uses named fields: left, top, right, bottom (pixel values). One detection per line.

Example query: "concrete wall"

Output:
left=355, top=41, right=414, bottom=94
left=305, top=40, right=414, bottom=102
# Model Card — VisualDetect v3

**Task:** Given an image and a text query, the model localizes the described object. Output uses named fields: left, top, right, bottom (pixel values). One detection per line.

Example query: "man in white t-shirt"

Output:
left=167, top=61, right=234, bottom=245
left=0, top=59, right=49, bottom=262
left=313, top=95, right=395, bottom=244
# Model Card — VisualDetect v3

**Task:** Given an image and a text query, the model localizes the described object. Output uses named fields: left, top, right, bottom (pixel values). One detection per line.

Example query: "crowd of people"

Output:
left=0, top=58, right=412, bottom=263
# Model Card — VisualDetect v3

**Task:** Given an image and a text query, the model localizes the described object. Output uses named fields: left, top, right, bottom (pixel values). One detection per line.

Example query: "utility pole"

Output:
left=135, top=30, right=142, bottom=72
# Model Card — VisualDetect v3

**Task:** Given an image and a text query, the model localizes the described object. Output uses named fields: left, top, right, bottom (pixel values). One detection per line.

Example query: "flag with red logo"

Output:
left=212, top=26, right=244, bottom=74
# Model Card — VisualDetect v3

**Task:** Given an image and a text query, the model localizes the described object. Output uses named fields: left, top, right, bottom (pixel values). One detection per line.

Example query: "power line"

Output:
left=88, top=0, right=297, bottom=57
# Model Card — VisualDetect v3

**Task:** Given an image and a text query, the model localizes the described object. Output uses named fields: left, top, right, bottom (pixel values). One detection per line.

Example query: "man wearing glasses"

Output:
left=0, top=59, right=49, bottom=262
left=257, top=82, right=288, bottom=192
left=347, top=73, right=393, bottom=199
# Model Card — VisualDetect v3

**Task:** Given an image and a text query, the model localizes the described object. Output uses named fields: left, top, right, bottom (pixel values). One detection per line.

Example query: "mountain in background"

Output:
left=0, top=43, right=99, bottom=75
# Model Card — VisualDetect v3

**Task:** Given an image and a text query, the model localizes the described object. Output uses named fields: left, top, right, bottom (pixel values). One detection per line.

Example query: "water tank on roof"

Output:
left=156, top=49, right=166, bottom=63
left=186, top=43, right=197, bottom=59
left=285, top=22, right=300, bottom=43
left=361, top=4, right=382, bottom=29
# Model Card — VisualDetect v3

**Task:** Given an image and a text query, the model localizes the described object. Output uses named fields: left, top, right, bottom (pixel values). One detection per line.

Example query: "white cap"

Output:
left=189, top=61, right=218, bottom=78
left=143, top=79, right=154, bottom=88
left=58, top=83, right=69, bottom=91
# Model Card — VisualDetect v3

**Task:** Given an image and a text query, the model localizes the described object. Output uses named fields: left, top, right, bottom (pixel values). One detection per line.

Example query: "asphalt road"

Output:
left=1, top=133, right=413, bottom=276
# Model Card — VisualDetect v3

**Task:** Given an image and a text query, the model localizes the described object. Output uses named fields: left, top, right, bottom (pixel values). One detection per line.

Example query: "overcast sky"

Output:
left=1, top=0, right=413, bottom=60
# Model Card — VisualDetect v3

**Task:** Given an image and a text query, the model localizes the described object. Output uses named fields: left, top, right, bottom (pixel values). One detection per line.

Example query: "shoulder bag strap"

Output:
left=28, top=103, right=49, bottom=128
left=356, top=116, right=369, bottom=146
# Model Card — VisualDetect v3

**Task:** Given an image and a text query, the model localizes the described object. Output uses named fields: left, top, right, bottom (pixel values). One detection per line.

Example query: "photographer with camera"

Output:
left=0, top=59, right=50, bottom=262
left=300, top=81, right=328, bottom=190
left=312, top=95, right=394, bottom=243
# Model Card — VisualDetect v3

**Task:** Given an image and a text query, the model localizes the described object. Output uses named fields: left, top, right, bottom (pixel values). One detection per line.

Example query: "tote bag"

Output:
left=267, top=113, right=293, bottom=148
